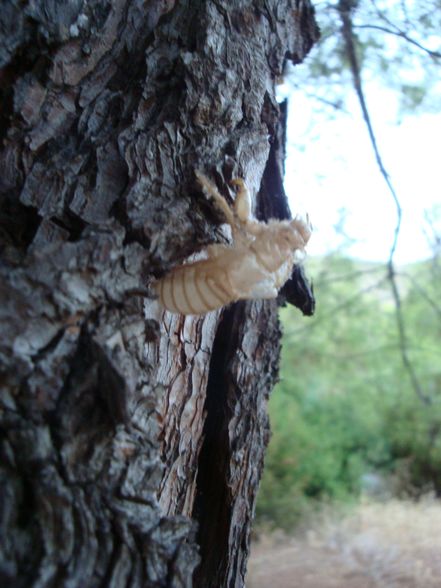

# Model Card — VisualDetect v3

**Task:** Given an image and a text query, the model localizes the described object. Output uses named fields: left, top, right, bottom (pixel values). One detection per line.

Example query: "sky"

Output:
left=281, top=84, right=440, bottom=266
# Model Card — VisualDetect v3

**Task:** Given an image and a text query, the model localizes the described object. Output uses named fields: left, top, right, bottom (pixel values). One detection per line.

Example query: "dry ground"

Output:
left=247, top=498, right=441, bottom=588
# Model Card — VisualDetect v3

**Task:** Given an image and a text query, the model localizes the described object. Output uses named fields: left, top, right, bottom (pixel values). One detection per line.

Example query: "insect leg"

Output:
left=230, top=177, right=267, bottom=242
left=195, top=171, right=236, bottom=227
left=230, top=178, right=252, bottom=224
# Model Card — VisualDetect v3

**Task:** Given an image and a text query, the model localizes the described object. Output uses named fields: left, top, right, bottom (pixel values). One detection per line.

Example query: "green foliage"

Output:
left=258, top=0, right=441, bottom=531
left=290, top=0, right=441, bottom=117
left=255, top=254, right=441, bottom=530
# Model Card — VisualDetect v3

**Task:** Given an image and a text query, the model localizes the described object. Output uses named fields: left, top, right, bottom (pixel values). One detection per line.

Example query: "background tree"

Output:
left=0, top=1, right=318, bottom=586
left=257, top=253, right=441, bottom=530
left=254, top=0, right=441, bottom=529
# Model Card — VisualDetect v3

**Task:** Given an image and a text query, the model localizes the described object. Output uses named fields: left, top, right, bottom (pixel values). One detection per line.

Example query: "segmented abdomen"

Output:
left=156, top=262, right=233, bottom=315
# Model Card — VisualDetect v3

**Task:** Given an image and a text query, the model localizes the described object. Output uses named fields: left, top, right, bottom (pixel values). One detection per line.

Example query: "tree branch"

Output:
left=354, top=24, right=441, bottom=60
left=398, top=271, right=441, bottom=322
left=337, top=0, right=430, bottom=405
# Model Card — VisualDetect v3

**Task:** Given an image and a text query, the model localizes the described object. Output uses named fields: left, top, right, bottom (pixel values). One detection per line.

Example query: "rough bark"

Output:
left=0, top=1, right=318, bottom=587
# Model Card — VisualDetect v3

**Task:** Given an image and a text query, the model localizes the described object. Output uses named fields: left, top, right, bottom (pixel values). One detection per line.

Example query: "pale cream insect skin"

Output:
left=155, top=172, right=311, bottom=315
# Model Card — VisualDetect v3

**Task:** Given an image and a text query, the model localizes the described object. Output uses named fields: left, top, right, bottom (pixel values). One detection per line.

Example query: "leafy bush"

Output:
left=255, top=255, right=441, bottom=529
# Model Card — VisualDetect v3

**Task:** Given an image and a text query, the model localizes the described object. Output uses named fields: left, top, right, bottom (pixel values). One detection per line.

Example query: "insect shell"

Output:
left=155, top=172, right=312, bottom=315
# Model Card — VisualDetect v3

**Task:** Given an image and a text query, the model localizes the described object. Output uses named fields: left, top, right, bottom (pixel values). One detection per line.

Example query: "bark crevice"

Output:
left=193, top=304, right=242, bottom=587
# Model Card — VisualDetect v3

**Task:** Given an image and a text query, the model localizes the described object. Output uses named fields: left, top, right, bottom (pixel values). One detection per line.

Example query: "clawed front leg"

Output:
left=196, top=171, right=257, bottom=244
left=230, top=178, right=252, bottom=224
left=195, top=171, right=236, bottom=228
left=230, top=178, right=267, bottom=238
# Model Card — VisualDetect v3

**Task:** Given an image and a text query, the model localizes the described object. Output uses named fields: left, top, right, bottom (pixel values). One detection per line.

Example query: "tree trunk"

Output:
left=0, top=1, right=318, bottom=586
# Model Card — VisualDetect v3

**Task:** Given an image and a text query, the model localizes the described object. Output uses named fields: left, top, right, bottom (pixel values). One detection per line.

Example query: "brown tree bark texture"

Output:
left=0, top=1, right=318, bottom=587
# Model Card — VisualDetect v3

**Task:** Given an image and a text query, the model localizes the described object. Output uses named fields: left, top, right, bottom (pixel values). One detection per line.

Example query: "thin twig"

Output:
left=355, top=24, right=441, bottom=60
left=317, top=265, right=384, bottom=285
left=301, top=343, right=440, bottom=362
left=289, top=81, right=348, bottom=113
left=397, top=271, right=441, bottom=322
left=337, top=0, right=430, bottom=405
left=286, top=276, right=390, bottom=336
